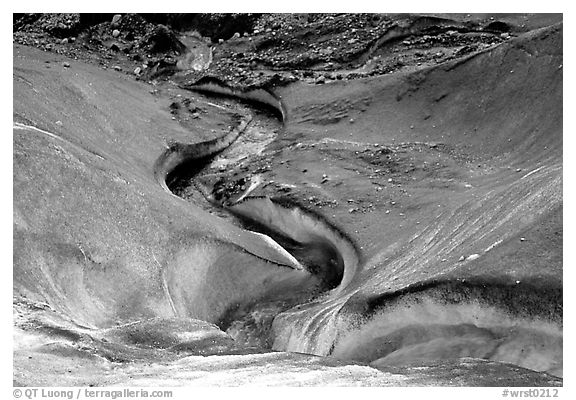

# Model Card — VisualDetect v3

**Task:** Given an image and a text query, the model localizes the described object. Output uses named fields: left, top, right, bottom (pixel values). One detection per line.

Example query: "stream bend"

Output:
left=153, top=79, right=361, bottom=345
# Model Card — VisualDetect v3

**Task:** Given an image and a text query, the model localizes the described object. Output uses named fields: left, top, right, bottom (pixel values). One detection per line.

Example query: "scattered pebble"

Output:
left=63, top=62, right=70, bottom=68
left=112, top=29, right=120, bottom=38
left=111, top=14, right=122, bottom=27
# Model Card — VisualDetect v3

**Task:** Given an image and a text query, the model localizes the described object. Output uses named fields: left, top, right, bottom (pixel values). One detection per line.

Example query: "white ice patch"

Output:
left=14, top=122, right=62, bottom=141
left=484, top=240, right=503, bottom=253
left=521, top=166, right=545, bottom=180
left=248, top=231, right=303, bottom=270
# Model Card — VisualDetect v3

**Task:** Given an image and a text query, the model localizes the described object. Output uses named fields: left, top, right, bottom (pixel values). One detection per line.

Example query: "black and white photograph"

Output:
left=10, top=7, right=566, bottom=392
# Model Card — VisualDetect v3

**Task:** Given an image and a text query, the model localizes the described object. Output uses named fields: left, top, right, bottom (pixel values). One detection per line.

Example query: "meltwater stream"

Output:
left=154, top=80, right=562, bottom=378
left=155, top=82, right=361, bottom=349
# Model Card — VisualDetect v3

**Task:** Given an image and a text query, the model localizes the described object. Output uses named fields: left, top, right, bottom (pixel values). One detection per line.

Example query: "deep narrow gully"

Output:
left=155, top=82, right=360, bottom=348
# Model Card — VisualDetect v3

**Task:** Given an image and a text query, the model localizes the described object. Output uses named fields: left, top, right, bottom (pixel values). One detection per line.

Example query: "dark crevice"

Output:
left=227, top=205, right=345, bottom=290
left=182, top=77, right=287, bottom=121
left=361, top=277, right=562, bottom=323
left=167, top=153, right=219, bottom=194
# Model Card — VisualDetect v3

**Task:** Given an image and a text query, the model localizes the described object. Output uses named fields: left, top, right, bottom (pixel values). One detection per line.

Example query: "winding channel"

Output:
left=153, top=80, right=360, bottom=347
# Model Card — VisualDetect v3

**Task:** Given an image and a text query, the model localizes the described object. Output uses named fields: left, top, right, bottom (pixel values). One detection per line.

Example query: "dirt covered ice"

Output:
left=13, top=13, right=562, bottom=386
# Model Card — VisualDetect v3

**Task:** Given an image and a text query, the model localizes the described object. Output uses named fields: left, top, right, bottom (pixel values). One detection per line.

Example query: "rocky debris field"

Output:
left=13, top=13, right=530, bottom=88
left=14, top=13, right=187, bottom=78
